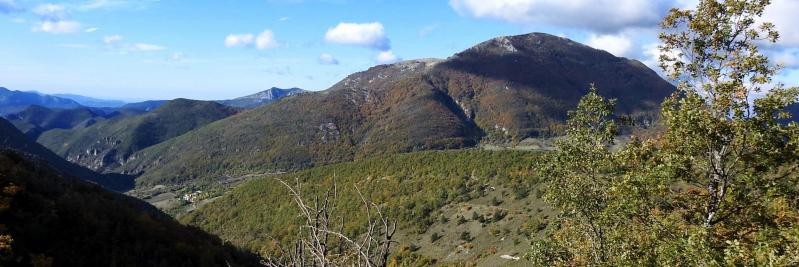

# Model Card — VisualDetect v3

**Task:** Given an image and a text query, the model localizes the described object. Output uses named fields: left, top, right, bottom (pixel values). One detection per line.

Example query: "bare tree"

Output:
left=262, top=178, right=396, bottom=267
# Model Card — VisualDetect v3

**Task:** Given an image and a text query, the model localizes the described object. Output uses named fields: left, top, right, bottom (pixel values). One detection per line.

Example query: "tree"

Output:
left=530, top=0, right=799, bottom=264
left=529, top=85, right=625, bottom=265
left=655, top=0, right=799, bottom=264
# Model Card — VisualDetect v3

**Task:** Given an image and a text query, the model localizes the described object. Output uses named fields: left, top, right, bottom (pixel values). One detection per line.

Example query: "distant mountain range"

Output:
left=0, top=87, right=82, bottom=115
left=53, top=93, right=128, bottom=108
left=118, top=33, right=676, bottom=188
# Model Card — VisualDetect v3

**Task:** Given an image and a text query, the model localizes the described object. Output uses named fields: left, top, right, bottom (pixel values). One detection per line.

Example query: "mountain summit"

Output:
left=218, top=87, right=306, bottom=108
left=118, top=33, right=674, bottom=188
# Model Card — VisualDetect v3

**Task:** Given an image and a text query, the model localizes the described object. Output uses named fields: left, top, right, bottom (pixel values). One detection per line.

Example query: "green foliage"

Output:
left=180, top=149, right=543, bottom=259
left=531, top=0, right=799, bottom=265
left=459, top=232, right=472, bottom=242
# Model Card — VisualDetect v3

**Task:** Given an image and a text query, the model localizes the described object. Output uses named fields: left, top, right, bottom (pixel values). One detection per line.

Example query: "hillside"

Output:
left=218, top=87, right=306, bottom=108
left=0, top=87, right=82, bottom=115
left=120, top=32, right=674, bottom=188
left=0, top=117, right=134, bottom=191
left=181, top=149, right=550, bottom=266
left=0, top=150, right=259, bottom=266
left=37, top=99, right=238, bottom=172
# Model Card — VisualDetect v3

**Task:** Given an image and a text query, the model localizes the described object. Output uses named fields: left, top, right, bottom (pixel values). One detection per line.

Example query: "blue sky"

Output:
left=1, top=0, right=797, bottom=101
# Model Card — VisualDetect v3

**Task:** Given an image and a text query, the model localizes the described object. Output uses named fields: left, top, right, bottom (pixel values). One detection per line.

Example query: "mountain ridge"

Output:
left=217, top=87, right=306, bottom=108
left=117, top=32, right=674, bottom=188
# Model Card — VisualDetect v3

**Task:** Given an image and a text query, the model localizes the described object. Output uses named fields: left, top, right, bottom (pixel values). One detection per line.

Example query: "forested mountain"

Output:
left=0, top=117, right=134, bottom=191
left=0, top=150, right=259, bottom=266
left=119, top=33, right=674, bottom=188
left=36, top=99, right=239, bottom=172
left=217, top=87, right=306, bottom=108
left=0, top=87, right=82, bottom=115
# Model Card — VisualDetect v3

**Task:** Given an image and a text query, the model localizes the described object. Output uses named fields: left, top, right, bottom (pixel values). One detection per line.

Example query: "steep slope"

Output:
left=4, top=105, right=113, bottom=139
left=0, top=150, right=259, bottom=266
left=0, top=87, right=82, bottom=115
left=122, top=33, right=674, bottom=187
left=218, top=87, right=306, bottom=108
left=37, top=99, right=238, bottom=171
left=0, top=117, right=133, bottom=191
left=53, top=93, right=127, bottom=107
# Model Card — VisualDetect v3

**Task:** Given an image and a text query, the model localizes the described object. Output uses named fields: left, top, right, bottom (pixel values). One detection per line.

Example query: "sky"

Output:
left=0, top=0, right=797, bottom=101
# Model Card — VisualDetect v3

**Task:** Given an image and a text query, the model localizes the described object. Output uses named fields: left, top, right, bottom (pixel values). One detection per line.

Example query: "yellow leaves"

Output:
left=0, top=183, right=22, bottom=212
left=767, top=197, right=799, bottom=227
left=0, top=234, right=12, bottom=254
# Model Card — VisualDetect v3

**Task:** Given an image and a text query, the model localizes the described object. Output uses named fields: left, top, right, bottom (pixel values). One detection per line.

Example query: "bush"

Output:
left=430, top=233, right=442, bottom=243
left=460, top=232, right=472, bottom=242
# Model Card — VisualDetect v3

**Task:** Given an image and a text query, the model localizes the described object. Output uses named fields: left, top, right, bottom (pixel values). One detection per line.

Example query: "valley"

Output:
left=1, top=0, right=798, bottom=264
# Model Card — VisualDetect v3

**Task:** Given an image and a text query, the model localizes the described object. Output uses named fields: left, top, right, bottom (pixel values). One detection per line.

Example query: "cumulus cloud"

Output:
left=375, top=50, right=400, bottom=64
left=225, top=30, right=279, bottom=50
left=256, top=30, right=279, bottom=49
left=325, top=22, right=390, bottom=50
left=764, top=0, right=799, bottom=47
left=225, top=34, right=255, bottom=48
left=32, top=20, right=81, bottom=34
left=771, top=49, right=799, bottom=69
left=449, top=0, right=670, bottom=33
left=32, top=4, right=67, bottom=20
left=587, top=33, right=634, bottom=57
left=318, top=53, right=339, bottom=65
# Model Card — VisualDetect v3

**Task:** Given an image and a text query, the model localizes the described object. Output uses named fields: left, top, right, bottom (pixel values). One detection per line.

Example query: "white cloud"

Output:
left=318, top=53, right=339, bottom=65
left=325, top=22, right=390, bottom=50
left=169, top=52, right=186, bottom=62
left=375, top=50, right=400, bottom=64
left=132, top=43, right=166, bottom=51
left=256, top=30, right=279, bottom=50
left=85, top=27, right=99, bottom=33
left=764, top=0, right=799, bottom=47
left=225, top=33, right=255, bottom=48
left=449, top=0, right=669, bottom=33
left=587, top=33, right=633, bottom=57
left=103, top=35, right=123, bottom=45
left=32, top=20, right=81, bottom=34
left=279, top=17, right=289, bottom=21
left=772, top=49, right=799, bottom=69
left=32, top=4, right=67, bottom=20
left=225, top=30, right=279, bottom=50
